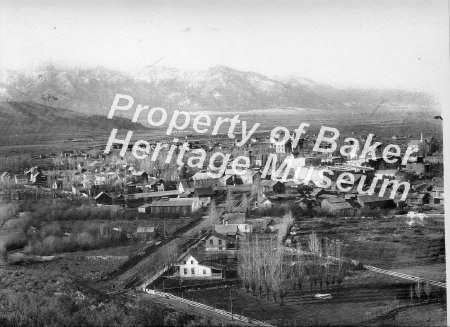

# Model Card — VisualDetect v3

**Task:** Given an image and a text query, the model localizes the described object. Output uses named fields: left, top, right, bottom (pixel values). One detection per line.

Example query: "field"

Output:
left=0, top=110, right=442, bottom=158
left=182, top=270, right=445, bottom=326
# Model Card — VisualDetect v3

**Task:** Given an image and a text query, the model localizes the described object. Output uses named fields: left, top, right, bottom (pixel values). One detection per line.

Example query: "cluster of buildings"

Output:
left=0, top=132, right=443, bottom=215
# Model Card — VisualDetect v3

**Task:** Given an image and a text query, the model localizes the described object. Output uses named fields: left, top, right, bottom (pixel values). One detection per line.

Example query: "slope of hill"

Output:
left=0, top=65, right=437, bottom=120
left=0, top=101, right=147, bottom=135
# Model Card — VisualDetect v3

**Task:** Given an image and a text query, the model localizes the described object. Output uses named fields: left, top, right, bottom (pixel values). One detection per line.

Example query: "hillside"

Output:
left=0, top=101, right=147, bottom=135
left=0, top=65, right=437, bottom=121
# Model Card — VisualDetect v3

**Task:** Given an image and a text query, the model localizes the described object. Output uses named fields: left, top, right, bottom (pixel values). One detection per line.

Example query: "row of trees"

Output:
left=238, top=226, right=349, bottom=305
left=409, top=281, right=433, bottom=303
left=24, top=221, right=129, bottom=256
left=237, top=213, right=293, bottom=305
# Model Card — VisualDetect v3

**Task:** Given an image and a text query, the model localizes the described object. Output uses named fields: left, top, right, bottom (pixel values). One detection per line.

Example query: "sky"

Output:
left=0, top=0, right=449, bottom=99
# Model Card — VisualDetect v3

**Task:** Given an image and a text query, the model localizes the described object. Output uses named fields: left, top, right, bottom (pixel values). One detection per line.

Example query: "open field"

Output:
left=182, top=270, right=445, bottom=326
left=362, top=302, right=447, bottom=327
left=0, top=110, right=442, bottom=157
left=287, top=215, right=445, bottom=270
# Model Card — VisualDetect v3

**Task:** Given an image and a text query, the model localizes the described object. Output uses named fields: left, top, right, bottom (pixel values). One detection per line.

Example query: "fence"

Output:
left=363, top=265, right=446, bottom=289
left=144, top=288, right=274, bottom=327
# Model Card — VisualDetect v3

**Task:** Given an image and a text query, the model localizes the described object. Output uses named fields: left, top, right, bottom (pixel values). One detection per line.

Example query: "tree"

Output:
left=277, top=211, right=294, bottom=244
left=415, top=282, right=422, bottom=302
left=251, top=178, right=260, bottom=198
left=225, top=190, right=235, bottom=213
left=423, top=281, right=431, bottom=302
left=410, top=284, right=414, bottom=304
left=240, top=193, right=249, bottom=215
left=308, top=232, right=321, bottom=256
left=208, top=200, right=220, bottom=225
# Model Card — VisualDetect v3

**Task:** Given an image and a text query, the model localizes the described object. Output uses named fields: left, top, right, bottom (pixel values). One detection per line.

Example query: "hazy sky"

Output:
left=1, top=0, right=449, bottom=98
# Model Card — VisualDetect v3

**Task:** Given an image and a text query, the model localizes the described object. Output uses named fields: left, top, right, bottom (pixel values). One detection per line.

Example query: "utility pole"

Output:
left=163, top=218, right=166, bottom=239
left=230, top=287, right=233, bottom=320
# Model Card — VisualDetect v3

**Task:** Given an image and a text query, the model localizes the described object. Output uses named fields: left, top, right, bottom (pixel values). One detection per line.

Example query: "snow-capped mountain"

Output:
left=0, top=64, right=436, bottom=120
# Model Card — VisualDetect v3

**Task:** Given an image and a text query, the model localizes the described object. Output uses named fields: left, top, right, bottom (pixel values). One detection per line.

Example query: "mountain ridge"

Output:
left=0, top=65, right=437, bottom=120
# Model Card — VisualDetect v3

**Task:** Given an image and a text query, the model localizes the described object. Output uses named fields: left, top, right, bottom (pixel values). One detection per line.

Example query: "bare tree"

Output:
left=208, top=200, right=220, bottom=225
left=423, top=282, right=431, bottom=302
left=240, top=193, right=249, bottom=216
left=308, top=232, right=321, bottom=256
left=415, top=282, right=422, bottom=302
left=225, top=190, right=235, bottom=213
left=277, top=211, right=294, bottom=244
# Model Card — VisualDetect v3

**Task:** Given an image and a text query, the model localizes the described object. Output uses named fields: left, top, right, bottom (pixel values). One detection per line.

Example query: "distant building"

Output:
left=215, top=223, right=250, bottom=237
left=220, top=175, right=235, bottom=186
left=259, top=180, right=285, bottom=195
left=374, top=169, right=400, bottom=180
left=136, top=226, right=157, bottom=240
left=205, top=231, right=238, bottom=251
left=131, top=171, right=148, bottom=184
left=357, top=195, right=396, bottom=209
left=320, top=196, right=356, bottom=215
left=405, top=193, right=429, bottom=206
left=431, top=185, right=444, bottom=205
left=95, top=192, right=113, bottom=205
left=138, top=203, right=152, bottom=213
left=148, top=198, right=202, bottom=215
left=132, top=190, right=180, bottom=200
left=240, top=169, right=262, bottom=185
left=256, top=196, right=275, bottom=210
left=192, top=171, right=221, bottom=188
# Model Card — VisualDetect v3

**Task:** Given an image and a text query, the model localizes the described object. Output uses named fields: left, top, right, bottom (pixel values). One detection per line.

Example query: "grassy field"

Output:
left=290, top=215, right=445, bottom=270
left=184, top=270, right=445, bottom=326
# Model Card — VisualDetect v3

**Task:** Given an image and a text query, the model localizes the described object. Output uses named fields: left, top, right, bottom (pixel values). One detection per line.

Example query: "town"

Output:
left=0, top=124, right=445, bottom=325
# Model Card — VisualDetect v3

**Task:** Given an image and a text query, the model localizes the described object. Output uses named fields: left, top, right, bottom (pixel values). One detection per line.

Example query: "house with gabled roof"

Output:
left=259, top=180, right=285, bottom=195
left=205, top=230, right=239, bottom=251
left=240, top=169, right=262, bottom=185
left=214, top=223, right=249, bottom=238
left=320, top=196, right=356, bottom=215
left=178, top=251, right=225, bottom=279
left=256, top=196, right=275, bottom=210
left=131, top=171, right=148, bottom=184
left=95, top=192, right=113, bottom=206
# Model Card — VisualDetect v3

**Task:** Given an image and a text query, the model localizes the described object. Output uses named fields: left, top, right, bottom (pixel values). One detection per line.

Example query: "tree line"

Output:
left=238, top=226, right=352, bottom=306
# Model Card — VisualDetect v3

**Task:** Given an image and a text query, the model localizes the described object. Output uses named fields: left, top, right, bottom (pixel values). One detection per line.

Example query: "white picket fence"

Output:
left=144, top=288, right=274, bottom=327
left=285, top=247, right=446, bottom=289
left=363, top=265, right=446, bottom=289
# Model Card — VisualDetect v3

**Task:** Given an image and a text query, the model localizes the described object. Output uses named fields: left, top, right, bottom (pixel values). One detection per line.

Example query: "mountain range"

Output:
left=0, top=65, right=437, bottom=122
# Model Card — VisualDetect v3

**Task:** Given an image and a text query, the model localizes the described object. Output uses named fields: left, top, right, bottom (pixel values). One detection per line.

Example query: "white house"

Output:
left=178, top=253, right=225, bottom=279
